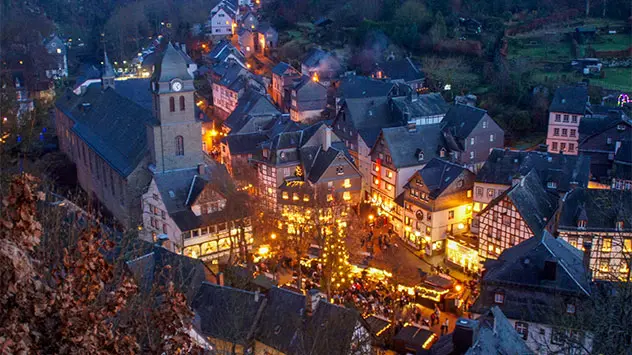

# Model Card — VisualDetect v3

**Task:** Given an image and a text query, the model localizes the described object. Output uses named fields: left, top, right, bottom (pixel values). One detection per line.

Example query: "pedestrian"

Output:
left=441, top=318, right=449, bottom=335
left=430, top=312, right=436, bottom=326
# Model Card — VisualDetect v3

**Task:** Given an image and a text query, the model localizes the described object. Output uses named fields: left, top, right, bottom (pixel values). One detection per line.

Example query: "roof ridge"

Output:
left=185, top=175, right=200, bottom=206
left=540, top=236, right=591, bottom=296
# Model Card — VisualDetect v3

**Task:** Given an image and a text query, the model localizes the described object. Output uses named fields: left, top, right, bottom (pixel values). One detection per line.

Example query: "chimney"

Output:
left=254, top=290, right=260, bottom=302
left=305, top=288, right=319, bottom=317
left=218, top=272, right=225, bottom=286
left=198, top=164, right=205, bottom=175
left=582, top=241, right=592, bottom=272
left=543, top=260, right=557, bottom=281
left=323, top=126, right=331, bottom=151
left=452, top=318, right=479, bottom=353
left=407, top=123, right=416, bottom=133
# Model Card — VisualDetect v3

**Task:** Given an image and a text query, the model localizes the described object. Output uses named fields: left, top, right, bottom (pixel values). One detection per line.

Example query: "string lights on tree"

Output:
left=320, top=219, right=352, bottom=296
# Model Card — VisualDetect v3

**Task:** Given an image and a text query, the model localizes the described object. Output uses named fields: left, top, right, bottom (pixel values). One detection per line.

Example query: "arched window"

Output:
left=175, top=136, right=184, bottom=156
left=169, top=97, right=175, bottom=112
left=179, top=95, right=185, bottom=111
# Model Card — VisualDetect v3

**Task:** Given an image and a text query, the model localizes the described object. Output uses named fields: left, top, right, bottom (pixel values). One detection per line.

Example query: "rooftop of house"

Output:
left=152, top=42, right=193, bottom=82
left=125, top=240, right=212, bottom=304
left=192, top=282, right=264, bottom=345
left=476, top=148, right=591, bottom=192
left=257, top=22, right=276, bottom=34
left=481, top=170, right=559, bottom=237
left=549, top=85, right=589, bottom=114
left=271, top=62, right=299, bottom=77
left=207, top=40, right=245, bottom=65
left=224, top=90, right=280, bottom=133
left=341, top=96, right=403, bottom=147
left=302, top=47, right=330, bottom=68
left=222, top=132, right=270, bottom=155
left=152, top=165, right=249, bottom=232
left=471, top=231, right=590, bottom=325
left=378, top=124, right=447, bottom=169
left=391, top=93, right=450, bottom=119
left=579, top=115, right=630, bottom=140
left=558, top=188, right=632, bottom=231
left=441, top=104, right=490, bottom=141
left=614, top=140, right=632, bottom=180
left=55, top=84, right=155, bottom=177
left=256, top=287, right=361, bottom=355
left=392, top=325, right=436, bottom=352
left=409, top=158, right=471, bottom=199
left=336, top=76, right=396, bottom=100
left=464, top=307, right=534, bottom=355
left=291, top=76, right=327, bottom=111
left=377, top=57, right=424, bottom=83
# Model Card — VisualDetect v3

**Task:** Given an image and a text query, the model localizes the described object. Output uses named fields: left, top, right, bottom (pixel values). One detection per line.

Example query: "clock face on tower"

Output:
left=171, top=79, right=183, bottom=92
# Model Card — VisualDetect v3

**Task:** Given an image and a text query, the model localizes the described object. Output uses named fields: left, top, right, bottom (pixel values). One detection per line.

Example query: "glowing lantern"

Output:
left=312, top=72, right=319, bottom=82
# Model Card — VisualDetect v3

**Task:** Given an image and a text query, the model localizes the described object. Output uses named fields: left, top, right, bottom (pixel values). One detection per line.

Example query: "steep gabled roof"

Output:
left=481, top=170, right=558, bottom=237
left=378, top=124, right=446, bottom=169
left=464, top=307, right=534, bottom=355
left=192, top=282, right=264, bottom=345
left=223, top=132, right=269, bottom=155
left=478, top=230, right=590, bottom=301
left=476, top=148, right=591, bottom=192
left=271, top=62, right=298, bottom=76
left=302, top=48, right=329, bottom=68
left=614, top=140, right=632, bottom=180
left=378, top=57, right=424, bottom=82
left=558, top=188, right=632, bottom=231
left=391, top=93, right=449, bottom=119
left=415, top=158, right=469, bottom=199
left=549, top=85, right=588, bottom=114
left=441, top=104, right=489, bottom=140
left=153, top=42, right=193, bottom=82
left=224, top=90, right=280, bottom=133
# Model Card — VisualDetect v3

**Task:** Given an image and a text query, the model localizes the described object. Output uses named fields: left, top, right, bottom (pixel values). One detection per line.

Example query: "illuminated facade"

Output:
left=556, top=188, right=632, bottom=280
left=546, top=86, right=588, bottom=156
left=401, top=158, right=475, bottom=254
left=445, top=238, right=479, bottom=273
left=478, top=170, right=558, bottom=260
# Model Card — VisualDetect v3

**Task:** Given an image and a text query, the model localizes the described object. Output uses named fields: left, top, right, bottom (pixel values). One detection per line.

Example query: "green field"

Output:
left=508, top=39, right=571, bottom=62
left=589, top=67, right=632, bottom=92
left=583, top=34, right=632, bottom=51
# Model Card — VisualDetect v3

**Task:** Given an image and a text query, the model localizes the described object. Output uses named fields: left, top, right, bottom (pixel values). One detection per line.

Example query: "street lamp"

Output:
left=368, top=214, right=374, bottom=221
left=270, top=233, right=277, bottom=240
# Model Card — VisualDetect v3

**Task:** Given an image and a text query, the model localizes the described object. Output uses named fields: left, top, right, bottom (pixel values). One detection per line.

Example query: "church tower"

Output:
left=102, top=50, right=116, bottom=90
left=148, top=43, right=203, bottom=173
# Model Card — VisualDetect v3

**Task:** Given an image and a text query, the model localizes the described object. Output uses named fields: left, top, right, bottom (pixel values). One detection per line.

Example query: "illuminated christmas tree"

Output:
left=320, top=220, right=352, bottom=296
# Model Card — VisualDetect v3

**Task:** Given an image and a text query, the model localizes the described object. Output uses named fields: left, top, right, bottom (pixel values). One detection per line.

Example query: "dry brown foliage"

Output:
left=0, top=175, right=201, bottom=354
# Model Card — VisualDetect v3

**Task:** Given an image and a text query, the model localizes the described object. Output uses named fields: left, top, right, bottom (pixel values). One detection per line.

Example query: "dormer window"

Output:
left=547, top=181, right=557, bottom=189
left=262, top=149, right=269, bottom=158
left=494, top=292, right=504, bottom=304
left=616, top=221, right=624, bottom=231
left=417, top=150, right=424, bottom=161
left=577, top=220, right=587, bottom=229
left=566, top=303, right=576, bottom=314
left=439, top=148, right=446, bottom=158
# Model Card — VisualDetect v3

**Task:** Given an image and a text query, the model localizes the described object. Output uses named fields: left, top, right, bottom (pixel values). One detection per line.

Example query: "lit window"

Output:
left=467, top=190, right=472, bottom=198
left=494, top=292, right=504, bottom=304
left=448, top=210, right=455, bottom=220
left=373, top=164, right=380, bottom=172
left=342, top=179, right=351, bottom=188
left=343, top=191, right=351, bottom=201
left=473, top=202, right=481, bottom=212
left=386, top=184, right=393, bottom=191
left=292, top=193, right=299, bottom=201
left=303, top=194, right=310, bottom=202
left=373, top=177, right=379, bottom=185
left=386, top=170, right=393, bottom=178
left=599, top=259, right=609, bottom=272
left=624, top=239, right=632, bottom=252
left=488, top=244, right=493, bottom=252
left=327, top=194, right=334, bottom=202
left=602, top=238, right=612, bottom=252
left=282, top=191, right=289, bottom=199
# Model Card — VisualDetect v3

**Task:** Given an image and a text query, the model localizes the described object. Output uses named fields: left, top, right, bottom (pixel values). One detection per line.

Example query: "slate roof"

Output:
left=465, top=307, right=533, bottom=355
left=481, top=170, right=558, bottom=237
left=126, top=242, right=211, bottom=303
left=292, top=76, right=327, bottom=111
left=55, top=85, right=155, bottom=177
left=579, top=115, right=626, bottom=139
left=558, top=188, right=632, bottom=231
left=192, top=282, right=264, bottom=345
left=113, top=78, right=153, bottom=110
left=414, top=158, right=468, bottom=199
left=153, top=166, right=249, bottom=232
left=271, top=62, right=294, bottom=76
left=614, top=140, right=632, bottom=180
left=336, top=76, right=395, bottom=99
left=302, top=48, right=329, bottom=68
left=441, top=104, right=488, bottom=140
left=482, top=230, right=590, bottom=295
left=103, top=50, right=116, bottom=78
left=342, top=96, right=403, bottom=148
left=73, top=64, right=101, bottom=89
left=379, top=124, right=446, bottom=169
left=207, top=40, right=245, bottom=65
left=224, top=90, right=280, bottom=133
left=306, top=147, right=340, bottom=183
left=223, top=133, right=269, bottom=155
left=391, top=93, right=449, bottom=119
left=378, top=57, right=424, bottom=83
left=153, top=42, right=193, bottom=82
left=392, top=325, right=435, bottom=352
left=256, top=287, right=361, bottom=355
left=476, top=148, right=591, bottom=192
left=214, top=60, right=249, bottom=91
left=549, top=85, right=588, bottom=114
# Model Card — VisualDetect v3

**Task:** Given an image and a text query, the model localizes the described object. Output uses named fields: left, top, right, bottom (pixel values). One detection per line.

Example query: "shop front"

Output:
left=370, top=190, right=403, bottom=236
left=445, top=236, right=479, bottom=274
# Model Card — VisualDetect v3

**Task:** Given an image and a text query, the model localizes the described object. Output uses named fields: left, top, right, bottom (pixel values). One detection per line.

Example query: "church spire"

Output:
left=102, top=49, right=116, bottom=90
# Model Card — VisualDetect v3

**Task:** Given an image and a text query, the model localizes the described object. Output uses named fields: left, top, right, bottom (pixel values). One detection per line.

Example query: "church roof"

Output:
left=153, top=42, right=193, bottom=82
